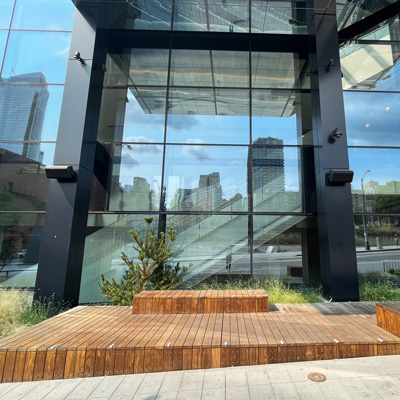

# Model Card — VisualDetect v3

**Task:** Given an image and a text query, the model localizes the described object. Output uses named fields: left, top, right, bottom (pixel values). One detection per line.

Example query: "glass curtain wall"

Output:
left=0, top=0, right=74, bottom=288
left=341, top=17, right=400, bottom=274
left=81, top=42, right=312, bottom=302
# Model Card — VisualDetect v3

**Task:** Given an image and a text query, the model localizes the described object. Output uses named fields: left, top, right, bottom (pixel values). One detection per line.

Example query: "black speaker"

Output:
left=327, top=169, right=354, bottom=185
left=45, top=165, right=77, bottom=182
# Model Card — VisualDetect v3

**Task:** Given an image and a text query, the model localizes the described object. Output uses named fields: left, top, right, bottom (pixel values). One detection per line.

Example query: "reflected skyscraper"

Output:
left=0, top=73, right=49, bottom=163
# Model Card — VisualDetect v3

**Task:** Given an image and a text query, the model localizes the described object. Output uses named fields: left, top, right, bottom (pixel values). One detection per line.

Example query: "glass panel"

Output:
left=131, top=0, right=172, bottom=30
left=212, top=50, right=248, bottom=87
left=337, top=0, right=397, bottom=30
left=340, top=42, right=400, bottom=91
left=251, top=1, right=307, bottom=35
left=173, top=0, right=208, bottom=31
left=0, top=0, right=14, bottom=29
left=170, top=49, right=212, bottom=86
left=252, top=52, right=307, bottom=89
left=168, top=214, right=250, bottom=282
left=252, top=146, right=302, bottom=213
left=80, top=214, right=160, bottom=303
left=97, top=87, right=166, bottom=143
left=208, top=0, right=249, bottom=33
left=0, top=213, right=45, bottom=289
left=164, top=145, right=248, bottom=212
left=344, top=92, right=400, bottom=147
left=355, top=215, right=400, bottom=274
left=129, top=48, right=169, bottom=86
left=166, top=88, right=250, bottom=144
left=0, top=143, right=55, bottom=212
left=12, top=0, right=75, bottom=31
left=0, top=30, right=7, bottom=67
left=349, top=148, right=400, bottom=214
left=253, top=214, right=307, bottom=277
left=108, top=143, right=163, bottom=212
left=252, top=90, right=313, bottom=145
left=2, top=31, right=71, bottom=84
left=0, top=83, right=64, bottom=142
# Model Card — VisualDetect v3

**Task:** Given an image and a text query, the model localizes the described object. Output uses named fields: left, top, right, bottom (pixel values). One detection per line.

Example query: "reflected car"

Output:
left=15, top=249, right=27, bottom=258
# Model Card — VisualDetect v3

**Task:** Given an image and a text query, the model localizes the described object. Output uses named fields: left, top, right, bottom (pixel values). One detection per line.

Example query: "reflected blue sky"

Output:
left=0, top=0, right=14, bottom=29
left=0, top=31, right=7, bottom=67
left=349, top=148, right=400, bottom=191
left=344, top=92, right=400, bottom=146
left=2, top=31, right=71, bottom=83
left=12, top=0, right=74, bottom=31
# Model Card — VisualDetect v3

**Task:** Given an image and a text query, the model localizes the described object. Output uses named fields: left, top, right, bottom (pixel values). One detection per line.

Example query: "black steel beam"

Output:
left=339, top=1, right=400, bottom=42
left=106, top=30, right=310, bottom=57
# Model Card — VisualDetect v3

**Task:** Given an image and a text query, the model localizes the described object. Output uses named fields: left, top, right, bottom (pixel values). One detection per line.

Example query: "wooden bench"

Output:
left=376, top=303, right=400, bottom=337
left=132, top=290, right=269, bottom=314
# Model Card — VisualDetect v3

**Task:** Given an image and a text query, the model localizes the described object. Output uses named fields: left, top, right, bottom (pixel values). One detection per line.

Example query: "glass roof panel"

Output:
left=340, top=42, right=400, bottom=91
left=170, top=50, right=213, bottom=86
left=252, top=52, right=307, bottom=89
left=212, top=50, right=249, bottom=87
left=337, top=0, right=397, bottom=30
left=129, top=48, right=169, bottom=86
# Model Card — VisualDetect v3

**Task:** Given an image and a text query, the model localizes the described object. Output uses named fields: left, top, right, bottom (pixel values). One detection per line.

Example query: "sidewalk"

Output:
left=0, top=355, right=399, bottom=399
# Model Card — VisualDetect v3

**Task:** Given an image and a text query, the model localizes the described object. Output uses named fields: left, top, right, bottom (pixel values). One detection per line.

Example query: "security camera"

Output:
left=331, top=128, right=343, bottom=139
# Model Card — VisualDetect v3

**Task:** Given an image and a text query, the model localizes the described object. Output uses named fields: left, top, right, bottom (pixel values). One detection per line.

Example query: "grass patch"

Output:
left=359, top=274, right=400, bottom=301
left=193, top=277, right=325, bottom=304
left=0, top=289, right=67, bottom=338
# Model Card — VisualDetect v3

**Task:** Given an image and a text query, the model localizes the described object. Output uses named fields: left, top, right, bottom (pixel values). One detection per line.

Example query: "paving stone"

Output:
left=203, top=369, right=225, bottom=389
left=180, top=371, right=204, bottom=391
left=266, top=365, right=292, bottom=384
left=89, top=375, right=124, bottom=398
left=20, top=380, right=60, bottom=400
left=156, top=391, right=178, bottom=400
left=293, top=380, right=327, bottom=400
left=271, top=382, right=300, bottom=400
left=246, top=365, right=270, bottom=387
left=225, top=385, right=250, bottom=400
left=225, top=367, right=248, bottom=388
left=112, top=374, right=145, bottom=398
left=65, top=377, right=105, bottom=400
left=177, top=389, right=202, bottom=400
left=317, top=379, right=353, bottom=400
left=159, top=371, right=184, bottom=393
left=136, top=372, right=166, bottom=395
left=201, top=388, right=225, bottom=400
left=248, top=384, right=275, bottom=400
left=0, top=382, right=21, bottom=397
left=340, top=377, right=383, bottom=399
left=0, top=381, right=40, bottom=400
left=285, top=363, right=310, bottom=382
left=363, top=376, right=400, bottom=399
left=42, top=379, right=82, bottom=400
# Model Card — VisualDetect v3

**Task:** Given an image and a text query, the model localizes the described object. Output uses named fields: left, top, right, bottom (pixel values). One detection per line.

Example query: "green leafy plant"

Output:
left=98, top=217, right=187, bottom=305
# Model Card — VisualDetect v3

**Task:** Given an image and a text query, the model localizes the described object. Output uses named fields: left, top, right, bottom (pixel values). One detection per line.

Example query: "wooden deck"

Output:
left=132, top=290, right=269, bottom=314
left=376, top=302, right=400, bottom=337
left=1, top=302, right=400, bottom=383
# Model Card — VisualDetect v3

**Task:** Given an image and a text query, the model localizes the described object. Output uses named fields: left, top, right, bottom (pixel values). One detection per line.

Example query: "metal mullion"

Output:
left=249, top=34, right=254, bottom=277
left=0, top=0, right=17, bottom=76
left=158, top=37, right=173, bottom=236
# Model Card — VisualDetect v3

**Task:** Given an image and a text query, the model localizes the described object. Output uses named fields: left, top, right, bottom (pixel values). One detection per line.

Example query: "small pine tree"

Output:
left=98, top=216, right=186, bottom=304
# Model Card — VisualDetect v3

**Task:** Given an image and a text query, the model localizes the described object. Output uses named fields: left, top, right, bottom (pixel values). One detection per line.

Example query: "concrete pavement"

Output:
left=1, top=355, right=400, bottom=399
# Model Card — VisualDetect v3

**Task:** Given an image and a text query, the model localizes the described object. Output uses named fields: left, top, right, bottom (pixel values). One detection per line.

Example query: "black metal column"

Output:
left=34, top=9, right=107, bottom=306
left=307, top=0, right=359, bottom=301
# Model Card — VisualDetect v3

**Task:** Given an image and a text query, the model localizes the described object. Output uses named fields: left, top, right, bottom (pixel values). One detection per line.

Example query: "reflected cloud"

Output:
left=167, top=114, right=200, bottom=131
left=229, top=160, right=245, bottom=167
left=182, top=139, right=212, bottom=161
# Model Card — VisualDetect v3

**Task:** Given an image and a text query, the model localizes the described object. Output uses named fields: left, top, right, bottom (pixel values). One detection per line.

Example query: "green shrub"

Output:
left=193, top=277, right=324, bottom=304
left=0, top=290, right=66, bottom=338
left=359, top=274, right=400, bottom=301
left=394, top=269, right=400, bottom=276
left=98, top=216, right=187, bottom=305
left=388, top=268, right=395, bottom=275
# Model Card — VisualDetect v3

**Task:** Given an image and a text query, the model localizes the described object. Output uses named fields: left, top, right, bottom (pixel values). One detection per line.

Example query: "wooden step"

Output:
left=132, top=290, right=269, bottom=314
left=376, top=302, right=400, bottom=337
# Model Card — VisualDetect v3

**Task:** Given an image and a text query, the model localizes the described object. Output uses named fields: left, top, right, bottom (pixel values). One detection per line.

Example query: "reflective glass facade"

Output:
left=1, top=1, right=399, bottom=303
left=0, top=0, right=73, bottom=288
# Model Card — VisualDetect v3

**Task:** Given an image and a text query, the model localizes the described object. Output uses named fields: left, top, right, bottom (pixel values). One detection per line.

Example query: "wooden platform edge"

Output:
left=376, top=303, right=400, bottom=337
left=2, top=340, right=400, bottom=383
